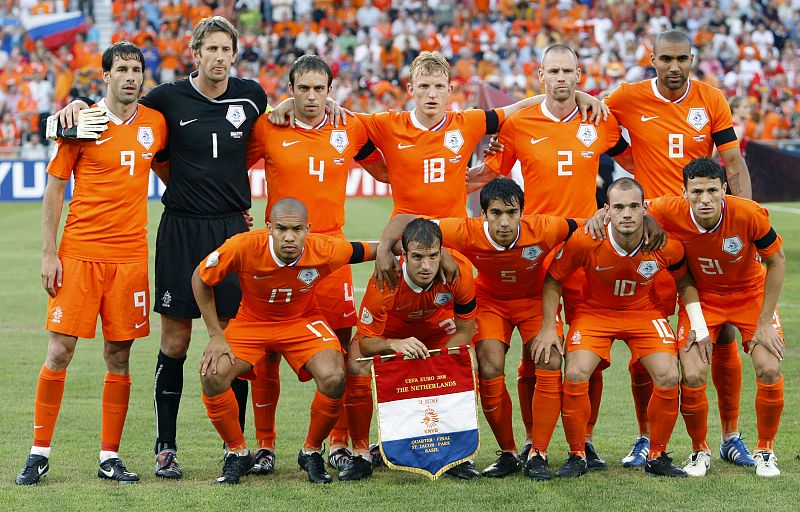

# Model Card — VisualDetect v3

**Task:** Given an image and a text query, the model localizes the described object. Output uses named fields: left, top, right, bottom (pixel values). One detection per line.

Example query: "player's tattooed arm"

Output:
left=751, top=248, right=786, bottom=360
left=675, top=273, right=713, bottom=364
left=531, top=275, right=564, bottom=364
left=719, top=147, right=753, bottom=199
left=445, top=317, right=476, bottom=349
left=41, top=176, right=68, bottom=297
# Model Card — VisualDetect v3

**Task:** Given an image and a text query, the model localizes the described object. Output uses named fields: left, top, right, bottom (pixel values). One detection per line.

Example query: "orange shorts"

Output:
left=45, top=256, right=149, bottom=340
left=224, top=312, right=343, bottom=382
left=676, top=292, right=783, bottom=353
left=566, top=309, right=678, bottom=365
left=474, top=294, right=563, bottom=346
left=315, top=264, right=356, bottom=331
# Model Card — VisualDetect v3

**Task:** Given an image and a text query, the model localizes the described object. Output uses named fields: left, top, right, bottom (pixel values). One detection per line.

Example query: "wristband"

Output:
left=685, top=302, right=709, bottom=340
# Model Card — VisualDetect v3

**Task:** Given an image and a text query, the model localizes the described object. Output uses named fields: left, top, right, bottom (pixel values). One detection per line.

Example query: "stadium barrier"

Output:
left=746, top=142, right=800, bottom=203
left=0, top=160, right=392, bottom=201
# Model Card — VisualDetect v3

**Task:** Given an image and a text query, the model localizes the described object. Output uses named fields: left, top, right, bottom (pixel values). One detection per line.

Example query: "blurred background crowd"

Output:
left=0, top=0, right=798, bottom=157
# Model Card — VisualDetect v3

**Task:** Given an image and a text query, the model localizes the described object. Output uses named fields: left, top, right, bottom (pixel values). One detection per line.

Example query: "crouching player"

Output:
left=535, top=178, right=708, bottom=478
left=344, top=219, right=478, bottom=481
left=647, top=158, right=786, bottom=477
left=191, top=198, right=377, bottom=484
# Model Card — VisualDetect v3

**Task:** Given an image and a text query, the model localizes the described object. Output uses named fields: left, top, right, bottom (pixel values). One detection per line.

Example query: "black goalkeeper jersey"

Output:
left=141, top=72, right=268, bottom=216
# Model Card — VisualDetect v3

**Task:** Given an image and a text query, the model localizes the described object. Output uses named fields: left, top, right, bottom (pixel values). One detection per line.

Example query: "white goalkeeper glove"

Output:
left=45, top=107, right=110, bottom=141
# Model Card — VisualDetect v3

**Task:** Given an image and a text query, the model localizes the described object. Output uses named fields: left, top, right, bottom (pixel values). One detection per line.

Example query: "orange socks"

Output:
left=100, top=372, right=131, bottom=452
left=346, top=374, right=373, bottom=452
left=755, top=375, right=784, bottom=452
left=203, top=388, right=246, bottom=452
left=711, top=342, right=742, bottom=435
left=562, top=379, right=590, bottom=454
left=586, top=367, right=603, bottom=438
left=648, top=385, right=679, bottom=458
left=251, top=357, right=280, bottom=450
left=32, top=365, right=66, bottom=448
left=532, top=369, right=562, bottom=455
left=629, top=359, right=653, bottom=436
left=479, top=375, right=516, bottom=453
left=680, top=383, right=710, bottom=451
left=305, top=390, right=344, bottom=451
left=516, top=358, right=536, bottom=440
left=329, top=373, right=352, bottom=449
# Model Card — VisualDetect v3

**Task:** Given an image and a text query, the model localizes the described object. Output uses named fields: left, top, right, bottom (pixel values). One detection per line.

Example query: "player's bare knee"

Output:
left=681, top=370, right=707, bottom=388
left=317, top=369, right=345, bottom=399
left=651, top=367, right=680, bottom=389
left=201, top=371, right=232, bottom=397
left=160, top=316, right=192, bottom=358
left=536, top=350, right=562, bottom=371
left=103, top=340, right=132, bottom=374
left=563, top=366, right=589, bottom=383
left=755, top=361, right=782, bottom=384
left=44, top=332, right=77, bottom=370
left=346, top=358, right=371, bottom=377
left=476, top=340, right=505, bottom=379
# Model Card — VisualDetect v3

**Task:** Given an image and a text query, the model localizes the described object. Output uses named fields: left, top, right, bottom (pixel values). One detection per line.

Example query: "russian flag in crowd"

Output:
left=372, top=346, right=479, bottom=480
left=22, top=11, right=86, bottom=50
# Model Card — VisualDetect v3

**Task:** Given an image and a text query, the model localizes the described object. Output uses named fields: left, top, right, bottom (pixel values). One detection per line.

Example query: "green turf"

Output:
left=0, top=198, right=798, bottom=511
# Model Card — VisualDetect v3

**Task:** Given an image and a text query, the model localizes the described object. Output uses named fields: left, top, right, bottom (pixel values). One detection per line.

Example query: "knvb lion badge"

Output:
left=371, top=345, right=479, bottom=480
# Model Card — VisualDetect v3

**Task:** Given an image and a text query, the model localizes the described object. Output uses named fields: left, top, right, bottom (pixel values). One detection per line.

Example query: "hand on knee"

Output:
left=536, top=351, right=562, bottom=372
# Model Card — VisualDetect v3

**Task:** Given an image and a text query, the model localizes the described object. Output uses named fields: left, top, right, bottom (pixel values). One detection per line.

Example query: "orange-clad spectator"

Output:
left=469, top=19, right=496, bottom=53
left=273, top=18, right=301, bottom=36
left=453, top=53, right=476, bottom=81
left=52, top=61, right=73, bottom=107
left=189, top=4, right=213, bottom=26
left=320, top=8, right=344, bottom=35
left=379, top=43, right=403, bottom=70
left=161, top=0, right=183, bottom=33
left=760, top=110, right=789, bottom=140
left=158, top=30, right=184, bottom=83
left=499, top=0, right=516, bottom=17
left=71, top=33, right=92, bottom=70
left=335, top=0, right=358, bottom=26
left=474, top=0, right=490, bottom=13
left=0, top=112, right=19, bottom=154
left=420, top=32, right=441, bottom=53
left=30, top=2, right=53, bottom=15
left=448, top=23, right=468, bottom=55
left=16, top=91, right=39, bottom=133
left=693, top=24, right=714, bottom=49
left=373, top=0, right=391, bottom=10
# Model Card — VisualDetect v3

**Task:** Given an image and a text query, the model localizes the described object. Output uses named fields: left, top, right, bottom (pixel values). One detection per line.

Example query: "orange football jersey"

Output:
left=647, top=195, right=782, bottom=294
left=356, top=251, right=476, bottom=339
left=548, top=226, right=686, bottom=312
left=248, top=113, right=378, bottom=234
left=438, top=215, right=576, bottom=299
left=605, top=79, right=739, bottom=198
left=47, top=101, right=168, bottom=263
left=198, top=230, right=368, bottom=322
left=358, top=108, right=504, bottom=218
left=483, top=103, right=622, bottom=218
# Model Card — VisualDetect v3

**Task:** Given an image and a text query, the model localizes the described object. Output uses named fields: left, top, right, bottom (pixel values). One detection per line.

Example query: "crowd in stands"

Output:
left=0, top=0, right=798, bottom=156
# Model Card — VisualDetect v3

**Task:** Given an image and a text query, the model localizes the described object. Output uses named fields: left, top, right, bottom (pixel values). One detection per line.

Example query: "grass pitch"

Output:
left=0, top=198, right=798, bottom=511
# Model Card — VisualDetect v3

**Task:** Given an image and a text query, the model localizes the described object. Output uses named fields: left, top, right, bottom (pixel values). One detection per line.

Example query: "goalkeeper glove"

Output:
left=45, top=107, right=110, bottom=141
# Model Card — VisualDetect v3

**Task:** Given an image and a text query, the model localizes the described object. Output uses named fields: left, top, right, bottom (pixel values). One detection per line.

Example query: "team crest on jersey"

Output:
left=137, top=126, right=154, bottom=150
left=205, top=251, right=220, bottom=268
left=687, top=108, right=709, bottom=132
left=637, top=260, right=659, bottom=279
left=443, top=130, right=464, bottom=154
left=361, top=307, right=374, bottom=325
left=161, top=291, right=172, bottom=308
left=226, top=105, right=246, bottom=128
left=722, top=236, right=744, bottom=256
left=521, top=245, right=543, bottom=261
left=330, top=130, right=349, bottom=154
left=571, top=331, right=582, bottom=344
left=297, top=268, right=320, bottom=285
left=51, top=306, right=63, bottom=324
left=576, top=124, right=598, bottom=147
left=433, top=292, right=454, bottom=306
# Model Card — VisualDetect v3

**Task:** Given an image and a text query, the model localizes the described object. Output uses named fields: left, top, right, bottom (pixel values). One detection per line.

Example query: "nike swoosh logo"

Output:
left=640, top=115, right=659, bottom=122
left=595, top=266, right=614, bottom=271
left=34, top=425, right=44, bottom=429
left=95, top=137, right=112, bottom=145
left=38, top=465, right=47, bottom=475
left=100, top=467, right=115, bottom=477
left=255, top=402, right=272, bottom=408
left=135, top=321, right=147, bottom=329
left=282, top=140, right=300, bottom=147
left=397, top=143, right=415, bottom=149
left=161, top=390, right=181, bottom=395
left=253, top=275, right=269, bottom=280
left=343, top=311, right=356, bottom=318
left=530, top=137, right=549, bottom=145
left=663, top=340, right=676, bottom=344
left=179, top=119, right=198, bottom=126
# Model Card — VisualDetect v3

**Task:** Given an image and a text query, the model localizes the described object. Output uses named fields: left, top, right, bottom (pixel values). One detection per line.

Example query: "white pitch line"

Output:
left=764, top=204, right=800, bottom=215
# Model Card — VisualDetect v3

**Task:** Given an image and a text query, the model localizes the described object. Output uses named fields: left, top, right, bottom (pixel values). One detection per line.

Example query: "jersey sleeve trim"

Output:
left=605, top=137, right=630, bottom=157
left=484, top=109, right=500, bottom=134
left=754, top=228, right=778, bottom=250
left=565, top=219, right=578, bottom=241
left=712, top=126, right=737, bottom=148
left=354, top=139, right=377, bottom=161
left=667, top=257, right=686, bottom=272
left=454, top=297, right=477, bottom=315
left=349, top=242, right=367, bottom=264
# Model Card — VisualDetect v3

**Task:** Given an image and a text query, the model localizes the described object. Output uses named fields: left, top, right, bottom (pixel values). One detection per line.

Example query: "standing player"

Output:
left=536, top=178, right=706, bottom=478
left=377, top=179, right=581, bottom=479
left=15, top=42, right=168, bottom=485
left=468, top=44, right=629, bottom=469
left=246, top=55, right=388, bottom=473
left=55, top=16, right=270, bottom=478
left=647, top=158, right=785, bottom=477
left=602, top=29, right=754, bottom=467
left=192, top=198, right=378, bottom=484
left=350, top=219, right=478, bottom=480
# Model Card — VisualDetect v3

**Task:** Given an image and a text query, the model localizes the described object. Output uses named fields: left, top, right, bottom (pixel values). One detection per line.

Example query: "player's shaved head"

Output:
left=480, top=177, right=524, bottom=212
left=270, top=197, right=308, bottom=222
left=402, top=218, right=442, bottom=252
left=682, top=157, right=726, bottom=186
left=541, top=44, right=579, bottom=67
left=654, top=30, right=691, bottom=53
left=606, top=177, right=645, bottom=204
